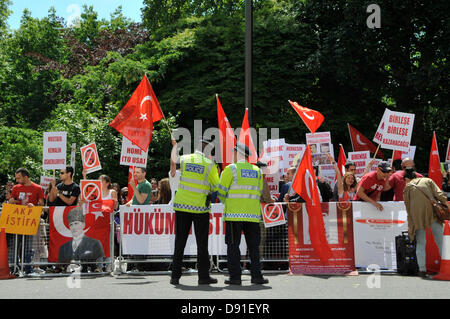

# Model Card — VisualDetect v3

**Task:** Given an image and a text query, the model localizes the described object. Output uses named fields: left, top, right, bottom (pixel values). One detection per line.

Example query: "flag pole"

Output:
left=372, top=144, right=381, bottom=160
left=347, top=123, right=355, bottom=152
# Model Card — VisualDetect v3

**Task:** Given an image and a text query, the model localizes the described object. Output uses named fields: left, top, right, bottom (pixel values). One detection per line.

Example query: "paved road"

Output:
left=0, top=271, right=448, bottom=300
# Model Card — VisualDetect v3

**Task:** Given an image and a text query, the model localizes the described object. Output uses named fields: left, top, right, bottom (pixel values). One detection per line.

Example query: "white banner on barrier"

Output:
left=119, top=204, right=246, bottom=256
left=352, top=201, right=408, bottom=270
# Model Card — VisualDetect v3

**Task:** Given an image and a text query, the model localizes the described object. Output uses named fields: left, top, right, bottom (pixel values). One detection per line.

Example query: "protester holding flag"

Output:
left=327, top=154, right=357, bottom=202
left=125, top=167, right=152, bottom=206
left=403, top=168, right=449, bottom=278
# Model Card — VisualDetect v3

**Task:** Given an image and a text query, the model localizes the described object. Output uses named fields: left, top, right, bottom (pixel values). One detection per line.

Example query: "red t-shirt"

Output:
left=11, top=183, right=45, bottom=206
left=388, top=170, right=423, bottom=201
left=354, top=171, right=386, bottom=201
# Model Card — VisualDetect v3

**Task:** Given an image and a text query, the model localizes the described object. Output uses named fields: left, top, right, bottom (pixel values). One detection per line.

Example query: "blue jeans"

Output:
left=415, top=222, right=443, bottom=272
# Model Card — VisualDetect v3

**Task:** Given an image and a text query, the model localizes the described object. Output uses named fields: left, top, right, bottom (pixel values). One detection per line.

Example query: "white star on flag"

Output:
left=139, top=113, right=148, bottom=121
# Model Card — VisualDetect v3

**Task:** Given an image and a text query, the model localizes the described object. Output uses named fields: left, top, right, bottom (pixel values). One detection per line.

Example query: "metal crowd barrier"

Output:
left=5, top=207, right=289, bottom=278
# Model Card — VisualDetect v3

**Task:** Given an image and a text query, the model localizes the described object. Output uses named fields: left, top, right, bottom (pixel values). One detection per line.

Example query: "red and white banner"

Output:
left=119, top=204, right=247, bottom=255
left=373, top=108, right=415, bottom=152
left=288, top=202, right=355, bottom=274
left=120, top=136, right=148, bottom=168
left=43, top=131, right=67, bottom=170
left=48, top=200, right=114, bottom=262
left=80, top=142, right=102, bottom=174
left=261, top=203, right=286, bottom=228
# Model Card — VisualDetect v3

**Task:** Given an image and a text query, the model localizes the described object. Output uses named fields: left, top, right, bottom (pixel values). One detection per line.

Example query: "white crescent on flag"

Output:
left=304, top=169, right=315, bottom=206
left=356, top=134, right=367, bottom=145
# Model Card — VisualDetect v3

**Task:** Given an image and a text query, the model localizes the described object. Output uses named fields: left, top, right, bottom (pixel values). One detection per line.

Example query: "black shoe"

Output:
left=198, top=277, right=218, bottom=285
left=224, top=278, right=242, bottom=285
left=251, top=277, right=269, bottom=284
left=170, top=278, right=180, bottom=285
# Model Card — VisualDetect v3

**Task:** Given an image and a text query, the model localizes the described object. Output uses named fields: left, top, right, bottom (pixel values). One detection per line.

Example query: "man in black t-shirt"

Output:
left=49, top=166, right=80, bottom=206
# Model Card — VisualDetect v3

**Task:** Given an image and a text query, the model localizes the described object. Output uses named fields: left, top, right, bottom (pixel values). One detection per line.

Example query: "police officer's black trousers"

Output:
left=225, top=221, right=263, bottom=281
left=171, top=210, right=210, bottom=280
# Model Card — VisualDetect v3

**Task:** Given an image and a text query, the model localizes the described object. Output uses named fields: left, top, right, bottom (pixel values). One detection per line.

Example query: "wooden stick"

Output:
left=372, top=144, right=381, bottom=160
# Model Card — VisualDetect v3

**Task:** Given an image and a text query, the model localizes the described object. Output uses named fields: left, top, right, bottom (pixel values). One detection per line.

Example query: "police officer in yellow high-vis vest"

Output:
left=170, top=138, right=220, bottom=285
left=218, top=142, right=269, bottom=285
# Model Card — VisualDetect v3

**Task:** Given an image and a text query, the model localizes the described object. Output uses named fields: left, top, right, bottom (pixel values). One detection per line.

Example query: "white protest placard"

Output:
left=373, top=109, right=415, bottom=152
left=373, top=108, right=389, bottom=146
left=283, top=143, right=306, bottom=174
left=70, top=143, right=76, bottom=169
left=446, top=139, right=450, bottom=163
left=43, top=132, right=67, bottom=170
left=40, top=176, right=54, bottom=192
left=120, top=136, right=148, bottom=168
left=306, top=132, right=335, bottom=184
left=348, top=151, right=370, bottom=178
left=260, top=139, right=285, bottom=194
left=80, top=142, right=102, bottom=174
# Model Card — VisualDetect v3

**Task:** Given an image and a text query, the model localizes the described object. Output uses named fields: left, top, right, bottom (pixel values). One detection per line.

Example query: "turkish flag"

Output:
left=238, top=108, right=258, bottom=164
left=429, top=131, right=442, bottom=188
left=217, top=95, right=236, bottom=170
left=48, top=200, right=114, bottom=262
left=289, top=100, right=324, bottom=133
left=109, top=76, right=164, bottom=152
left=291, top=145, right=332, bottom=263
left=336, top=144, right=347, bottom=182
left=347, top=123, right=385, bottom=159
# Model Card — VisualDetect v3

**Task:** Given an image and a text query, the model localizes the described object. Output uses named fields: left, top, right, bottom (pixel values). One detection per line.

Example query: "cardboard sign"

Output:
left=43, top=132, right=67, bottom=170
left=261, top=203, right=286, bottom=228
left=80, top=142, right=102, bottom=174
left=306, top=131, right=335, bottom=185
left=40, top=176, right=54, bottom=192
left=80, top=180, right=103, bottom=202
left=373, top=109, right=415, bottom=152
left=0, top=204, right=43, bottom=235
left=120, top=136, right=148, bottom=168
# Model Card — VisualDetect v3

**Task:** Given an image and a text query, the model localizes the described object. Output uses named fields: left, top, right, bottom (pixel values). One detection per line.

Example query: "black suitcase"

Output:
left=395, top=231, right=419, bottom=276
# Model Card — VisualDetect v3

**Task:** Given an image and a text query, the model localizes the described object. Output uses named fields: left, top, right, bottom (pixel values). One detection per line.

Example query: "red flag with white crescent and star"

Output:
left=48, top=200, right=114, bottom=262
left=288, top=100, right=324, bottom=133
left=217, top=95, right=236, bottom=170
left=109, top=76, right=164, bottom=152
left=291, top=145, right=332, bottom=263
left=347, top=123, right=385, bottom=159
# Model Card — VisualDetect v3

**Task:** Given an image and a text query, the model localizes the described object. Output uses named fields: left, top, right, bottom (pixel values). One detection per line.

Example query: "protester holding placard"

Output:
left=49, top=166, right=80, bottom=206
left=8, top=167, right=45, bottom=275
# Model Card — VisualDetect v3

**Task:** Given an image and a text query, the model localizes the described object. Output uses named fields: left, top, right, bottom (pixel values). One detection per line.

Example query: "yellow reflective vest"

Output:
left=218, top=160, right=263, bottom=222
left=173, top=151, right=220, bottom=214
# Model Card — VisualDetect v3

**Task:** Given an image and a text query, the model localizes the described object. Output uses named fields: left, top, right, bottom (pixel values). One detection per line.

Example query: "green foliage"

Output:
left=0, top=0, right=448, bottom=185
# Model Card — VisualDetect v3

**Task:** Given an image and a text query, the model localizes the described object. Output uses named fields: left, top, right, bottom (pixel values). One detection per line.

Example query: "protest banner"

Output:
left=347, top=151, right=370, bottom=178
left=287, top=202, right=355, bottom=274
left=80, top=180, right=103, bottom=202
left=80, top=142, right=102, bottom=174
left=283, top=143, right=306, bottom=174
left=43, top=131, right=67, bottom=170
left=120, top=136, right=148, bottom=168
left=260, top=139, right=285, bottom=194
left=261, top=203, right=286, bottom=228
left=352, top=201, right=407, bottom=270
left=40, top=176, right=54, bottom=192
left=306, top=132, right=335, bottom=184
left=0, top=204, right=43, bottom=235
left=119, top=204, right=247, bottom=255
left=48, top=200, right=114, bottom=262
left=373, top=109, right=415, bottom=152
